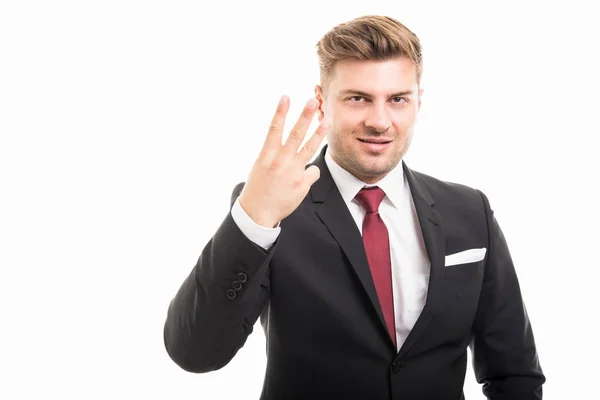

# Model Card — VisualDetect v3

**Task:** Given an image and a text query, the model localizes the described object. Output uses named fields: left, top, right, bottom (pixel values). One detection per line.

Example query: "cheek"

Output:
left=329, top=104, right=363, bottom=126
left=394, top=109, right=418, bottom=130
left=330, top=121, right=361, bottom=140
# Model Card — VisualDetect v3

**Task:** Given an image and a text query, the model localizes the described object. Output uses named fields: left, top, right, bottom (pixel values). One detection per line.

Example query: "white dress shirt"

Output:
left=231, top=147, right=431, bottom=350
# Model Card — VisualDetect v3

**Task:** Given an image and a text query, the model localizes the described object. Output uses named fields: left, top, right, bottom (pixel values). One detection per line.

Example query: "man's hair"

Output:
left=316, top=15, right=423, bottom=92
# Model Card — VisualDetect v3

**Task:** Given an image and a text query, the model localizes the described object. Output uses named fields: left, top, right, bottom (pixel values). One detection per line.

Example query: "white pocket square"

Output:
left=444, top=248, right=487, bottom=267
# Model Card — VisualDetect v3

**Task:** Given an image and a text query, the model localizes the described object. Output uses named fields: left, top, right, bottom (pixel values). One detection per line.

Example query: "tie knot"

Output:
left=355, top=186, right=386, bottom=213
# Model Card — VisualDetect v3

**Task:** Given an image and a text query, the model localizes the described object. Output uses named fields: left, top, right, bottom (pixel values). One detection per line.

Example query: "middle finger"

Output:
left=280, top=98, right=319, bottom=159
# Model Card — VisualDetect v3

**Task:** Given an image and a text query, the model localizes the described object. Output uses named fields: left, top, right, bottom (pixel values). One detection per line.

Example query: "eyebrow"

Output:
left=339, top=89, right=414, bottom=98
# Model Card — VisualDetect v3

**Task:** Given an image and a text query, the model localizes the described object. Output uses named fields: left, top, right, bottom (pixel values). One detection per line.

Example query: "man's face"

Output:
left=315, top=57, right=423, bottom=184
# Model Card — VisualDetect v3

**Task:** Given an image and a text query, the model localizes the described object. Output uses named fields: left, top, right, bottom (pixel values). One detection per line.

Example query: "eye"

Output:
left=391, top=97, right=408, bottom=104
left=348, top=96, right=367, bottom=102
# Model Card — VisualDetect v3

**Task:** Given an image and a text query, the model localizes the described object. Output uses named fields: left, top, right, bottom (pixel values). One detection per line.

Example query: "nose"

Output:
left=364, top=103, right=391, bottom=133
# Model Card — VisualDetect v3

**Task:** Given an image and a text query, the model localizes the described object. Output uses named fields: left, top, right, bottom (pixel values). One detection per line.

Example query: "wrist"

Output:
left=238, top=197, right=279, bottom=228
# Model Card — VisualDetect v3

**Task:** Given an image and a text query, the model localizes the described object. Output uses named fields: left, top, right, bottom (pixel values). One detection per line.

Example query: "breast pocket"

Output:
left=436, top=261, right=485, bottom=338
left=443, top=260, right=484, bottom=280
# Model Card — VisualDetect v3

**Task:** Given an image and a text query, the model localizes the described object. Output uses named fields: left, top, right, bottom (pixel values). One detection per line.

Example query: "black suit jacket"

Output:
left=164, top=145, right=545, bottom=399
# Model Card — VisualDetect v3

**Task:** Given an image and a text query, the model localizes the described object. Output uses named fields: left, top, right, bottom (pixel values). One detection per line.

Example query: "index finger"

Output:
left=280, top=98, right=319, bottom=159
left=295, top=117, right=330, bottom=165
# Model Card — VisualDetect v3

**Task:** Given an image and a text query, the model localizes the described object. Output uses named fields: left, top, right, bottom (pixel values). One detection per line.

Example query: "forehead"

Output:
left=329, top=57, right=418, bottom=94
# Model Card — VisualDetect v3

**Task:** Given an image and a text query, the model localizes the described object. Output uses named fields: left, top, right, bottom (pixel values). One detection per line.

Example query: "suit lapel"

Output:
left=308, top=146, right=446, bottom=354
left=396, top=162, right=446, bottom=358
left=309, top=146, right=390, bottom=343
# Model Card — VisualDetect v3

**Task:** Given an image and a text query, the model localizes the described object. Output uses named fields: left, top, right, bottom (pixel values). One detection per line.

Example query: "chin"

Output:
left=357, top=163, right=391, bottom=177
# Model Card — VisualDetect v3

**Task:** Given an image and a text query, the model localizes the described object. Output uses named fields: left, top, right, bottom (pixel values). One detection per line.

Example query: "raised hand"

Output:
left=238, top=96, right=330, bottom=228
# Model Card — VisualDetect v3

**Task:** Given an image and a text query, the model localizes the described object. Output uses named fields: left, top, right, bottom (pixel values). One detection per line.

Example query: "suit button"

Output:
left=232, top=280, right=243, bottom=291
left=236, top=272, right=247, bottom=283
left=226, top=289, right=237, bottom=300
left=392, top=361, right=402, bottom=374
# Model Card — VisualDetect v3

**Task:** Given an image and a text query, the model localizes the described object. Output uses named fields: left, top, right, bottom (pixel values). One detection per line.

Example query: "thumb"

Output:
left=302, top=165, right=320, bottom=187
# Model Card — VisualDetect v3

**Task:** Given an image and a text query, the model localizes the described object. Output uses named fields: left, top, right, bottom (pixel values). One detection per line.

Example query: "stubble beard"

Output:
left=328, top=126, right=411, bottom=184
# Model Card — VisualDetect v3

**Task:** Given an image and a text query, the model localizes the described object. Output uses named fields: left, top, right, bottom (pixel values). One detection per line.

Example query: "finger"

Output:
left=295, top=117, right=330, bottom=165
left=302, top=165, right=321, bottom=188
left=280, top=98, right=319, bottom=159
left=261, top=95, right=290, bottom=157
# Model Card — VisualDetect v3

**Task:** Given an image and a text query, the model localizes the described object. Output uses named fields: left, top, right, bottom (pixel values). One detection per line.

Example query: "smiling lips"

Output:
left=358, top=138, right=392, bottom=144
left=358, top=138, right=392, bottom=151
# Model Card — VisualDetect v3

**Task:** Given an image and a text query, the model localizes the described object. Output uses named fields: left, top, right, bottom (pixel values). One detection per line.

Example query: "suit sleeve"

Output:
left=470, top=190, right=546, bottom=399
left=163, top=182, right=274, bottom=373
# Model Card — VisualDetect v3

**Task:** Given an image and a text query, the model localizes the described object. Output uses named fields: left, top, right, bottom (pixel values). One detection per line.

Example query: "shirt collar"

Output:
left=324, top=146, right=406, bottom=209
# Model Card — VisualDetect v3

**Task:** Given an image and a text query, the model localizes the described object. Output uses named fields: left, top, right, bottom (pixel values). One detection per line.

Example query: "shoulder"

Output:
left=407, top=166, right=489, bottom=215
left=407, top=166, right=495, bottom=243
left=411, top=166, right=483, bottom=197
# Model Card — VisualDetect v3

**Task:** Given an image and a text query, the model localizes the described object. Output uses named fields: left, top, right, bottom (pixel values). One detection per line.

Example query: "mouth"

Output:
left=357, top=138, right=392, bottom=152
left=358, top=138, right=392, bottom=144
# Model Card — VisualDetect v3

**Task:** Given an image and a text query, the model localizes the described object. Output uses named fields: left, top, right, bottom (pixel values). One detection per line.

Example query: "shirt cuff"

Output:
left=230, top=196, right=281, bottom=250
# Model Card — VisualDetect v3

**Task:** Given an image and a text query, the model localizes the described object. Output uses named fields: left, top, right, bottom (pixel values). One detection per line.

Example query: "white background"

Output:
left=1, top=1, right=599, bottom=399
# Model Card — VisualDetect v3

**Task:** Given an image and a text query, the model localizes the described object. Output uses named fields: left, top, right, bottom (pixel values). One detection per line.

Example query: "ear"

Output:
left=417, top=87, right=424, bottom=111
left=314, top=85, right=325, bottom=121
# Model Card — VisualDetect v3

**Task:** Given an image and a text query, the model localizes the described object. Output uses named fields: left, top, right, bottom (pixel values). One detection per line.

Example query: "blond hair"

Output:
left=316, top=15, right=423, bottom=91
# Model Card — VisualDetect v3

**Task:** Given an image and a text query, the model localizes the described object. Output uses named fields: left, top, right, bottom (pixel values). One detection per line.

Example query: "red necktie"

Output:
left=355, top=186, right=396, bottom=347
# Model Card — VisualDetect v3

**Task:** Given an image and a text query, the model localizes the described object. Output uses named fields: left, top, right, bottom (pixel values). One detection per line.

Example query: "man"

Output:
left=163, top=15, right=545, bottom=399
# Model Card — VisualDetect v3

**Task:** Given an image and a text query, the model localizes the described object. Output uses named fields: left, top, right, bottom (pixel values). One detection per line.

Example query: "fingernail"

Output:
left=280, top=95, right=288, bottom=105
left=307, top=98, right=318, bottom=109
